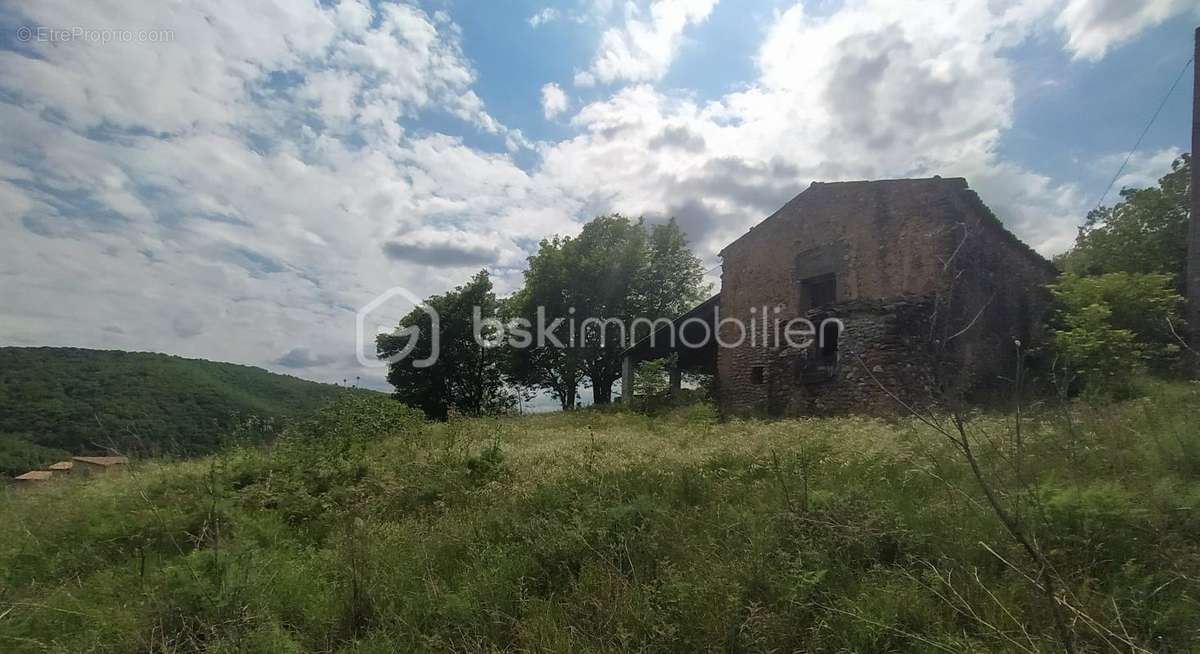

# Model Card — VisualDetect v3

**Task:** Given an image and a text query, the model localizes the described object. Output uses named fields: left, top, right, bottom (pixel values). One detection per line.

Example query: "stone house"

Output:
left=621, top=177, right=1056, bottom=417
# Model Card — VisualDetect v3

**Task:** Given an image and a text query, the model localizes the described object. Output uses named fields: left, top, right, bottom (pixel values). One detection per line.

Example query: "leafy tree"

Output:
left=505, top=244, right=588, bottom=409
left=1050, top=154, right=1193, bottom=391
left=1049, top=272, right=1184, bottom=394
left=509, top=215, right=707, bottom=406
left=377, top=270, right=512, bottom=419
left=1051, top=301, right=1141, bottom=396
left=1058, top=154, right=1190, bottom=291
left=573, top=216, right=658, bottom=405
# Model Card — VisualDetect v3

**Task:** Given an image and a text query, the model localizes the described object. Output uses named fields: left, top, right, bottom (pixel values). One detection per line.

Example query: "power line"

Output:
left=1091, top=55, right=1193, bottom=214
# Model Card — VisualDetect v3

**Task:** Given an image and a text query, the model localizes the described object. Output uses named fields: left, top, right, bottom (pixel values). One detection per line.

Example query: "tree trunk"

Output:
left=559, top=377, right=577, bottom=410
left=592, top=374, right=613, bottom=404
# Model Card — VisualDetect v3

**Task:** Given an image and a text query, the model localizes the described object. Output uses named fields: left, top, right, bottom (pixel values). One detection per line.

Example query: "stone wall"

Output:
left=942, top=189, right=1057, bottom=392
left=716, top=177, right=1055, bottom=417
left=775, top=300, right=936, bottom=416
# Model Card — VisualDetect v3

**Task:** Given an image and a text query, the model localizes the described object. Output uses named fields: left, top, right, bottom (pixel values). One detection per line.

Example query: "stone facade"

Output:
left=715, top=177, right=1055, bottom=418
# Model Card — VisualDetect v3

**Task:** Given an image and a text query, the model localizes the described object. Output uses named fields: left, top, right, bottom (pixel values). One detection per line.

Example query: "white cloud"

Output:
left=528, top=7, right=560, bottom=28
left=574, top=69, right=597, bottom=88
left=583, top=0, right=718, bottom=85
left=1056, top=0, right=1195, bottom=60
left=533, top=0, right=1089, bottom=258
left=1093, top=147, right=1183, bottom=201
left=0, top=0, right=554, bottom=388
left=541, top=82, right=570, bottom=119
left=0, top=0, right=1174, bottom=392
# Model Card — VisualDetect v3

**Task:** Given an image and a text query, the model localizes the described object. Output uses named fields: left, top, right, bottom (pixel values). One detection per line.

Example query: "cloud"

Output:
left=172, top=313, right=205, bottom=339
left=0, top=0, right=1171, bottom=394
left=382, top=238, right=501, bottom=267
left=652, top=197, right=737, bottom=254
left=1056, top=0, right=1195, bottom=60
left=573, top=70, right=597, bottom=88
left=535, top=0, right=1089, bottom=257
left=540, top=82, right=569, bottom=120
left=1094, top=147, right=1183, bottom=201
left=528, top=8, right=560, bottom=28
left=0, top=0, right=551, bottom=389
left=582, top=0, right=718, bottom=85
left=274, top=347, right=337, bottom=369
left=648, top=125, right=706, bottom=152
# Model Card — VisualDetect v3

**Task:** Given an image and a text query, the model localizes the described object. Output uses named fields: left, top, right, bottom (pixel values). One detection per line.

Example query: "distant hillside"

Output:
left=0, top=347, right=367, bottom=475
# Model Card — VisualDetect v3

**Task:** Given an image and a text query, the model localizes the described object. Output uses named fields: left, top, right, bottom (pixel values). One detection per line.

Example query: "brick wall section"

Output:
left=716, top=177, right=1055, bottom=417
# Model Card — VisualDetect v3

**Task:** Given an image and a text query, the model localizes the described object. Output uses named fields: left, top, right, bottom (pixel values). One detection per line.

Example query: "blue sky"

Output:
left=0, top=0, right=1196, bottom=390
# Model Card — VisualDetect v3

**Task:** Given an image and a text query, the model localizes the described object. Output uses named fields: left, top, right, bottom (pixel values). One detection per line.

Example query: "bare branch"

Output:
left=947, top=293, right=995, bottom=342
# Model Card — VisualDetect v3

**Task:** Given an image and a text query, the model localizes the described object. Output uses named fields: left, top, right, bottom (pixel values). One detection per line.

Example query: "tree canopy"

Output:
left=377, top=270, right=512, bottom=419
left=1058, top=154, right=1190, bottom=292
left=1049, top=153, right=1192, bottom=392
left=508, top=215, right=708, bottom=406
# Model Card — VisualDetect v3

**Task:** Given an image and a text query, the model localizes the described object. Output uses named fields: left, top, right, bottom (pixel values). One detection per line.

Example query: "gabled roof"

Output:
left=72, top=456, right=129, bottom=467
left=718, top=176, right=1055, bottom=274
left=718, top=177, right=964, bottom=256
left=48, top=461, right=74, bottom=471
left=14, top=470, right=53, bottom=481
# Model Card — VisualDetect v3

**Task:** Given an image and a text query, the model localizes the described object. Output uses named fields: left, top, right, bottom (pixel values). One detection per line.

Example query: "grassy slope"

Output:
left=1, top=384, right=1199, bottom=652
left=0, top=347, right=362, bottom=471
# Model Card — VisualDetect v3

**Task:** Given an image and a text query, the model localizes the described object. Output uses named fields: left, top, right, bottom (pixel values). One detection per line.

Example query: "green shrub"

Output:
left=1049, top=272, right=1185, bottom=396
left=0, top=433, right=70, bottom=477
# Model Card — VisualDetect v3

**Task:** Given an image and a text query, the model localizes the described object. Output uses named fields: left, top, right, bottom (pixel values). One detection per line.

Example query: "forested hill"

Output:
left=0, top=347, right=367, bottom=475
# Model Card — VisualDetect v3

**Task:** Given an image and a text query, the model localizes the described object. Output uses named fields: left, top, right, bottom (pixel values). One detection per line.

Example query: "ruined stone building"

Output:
left=621, top=177, right=1056, bottom=417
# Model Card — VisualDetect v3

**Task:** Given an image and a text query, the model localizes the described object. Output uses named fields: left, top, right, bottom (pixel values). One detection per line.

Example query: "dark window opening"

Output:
left=794, top=319, right=841, bottom=385
left=750, top=366, right=765, bottom=385
left=819, top=320, right=840, bottom=360
left=802, top=273, right=837, bottom=311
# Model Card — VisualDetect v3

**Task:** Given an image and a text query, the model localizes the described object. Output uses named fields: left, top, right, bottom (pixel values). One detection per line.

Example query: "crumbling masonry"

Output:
left=622, top=177, right=1057, bottom=417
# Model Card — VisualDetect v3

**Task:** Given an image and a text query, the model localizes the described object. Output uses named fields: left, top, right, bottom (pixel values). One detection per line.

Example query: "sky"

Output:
left=0, top=0, right=1197, bottom=391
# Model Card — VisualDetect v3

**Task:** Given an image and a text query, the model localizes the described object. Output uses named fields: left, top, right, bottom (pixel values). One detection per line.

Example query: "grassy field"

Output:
left=1, top=383, right=1199, bottom=652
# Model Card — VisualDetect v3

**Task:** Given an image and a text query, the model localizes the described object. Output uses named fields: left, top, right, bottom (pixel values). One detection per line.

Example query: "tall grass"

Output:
left=1, top=384, right=1198, bottom=652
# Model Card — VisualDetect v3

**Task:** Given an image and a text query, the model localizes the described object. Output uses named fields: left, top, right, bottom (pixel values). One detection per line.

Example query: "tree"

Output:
left=1058, top=154, right=1190, bottom=292
left=574, top=216, right=658, bottom=405
left=502, top=284, right=586, bottom=410
left=1048, top=272, right=1184, bottom=393
left=508, top=215, right=707, bottom=406
left=505, top=239, right=589, bottom=409
left=377, top=270, right=510, bottom=419
left=1050, top=153, right=1192, bottom=390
